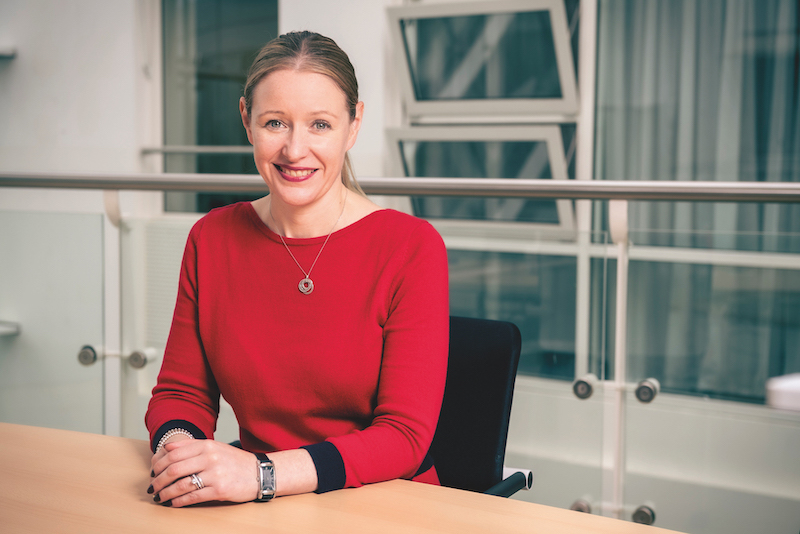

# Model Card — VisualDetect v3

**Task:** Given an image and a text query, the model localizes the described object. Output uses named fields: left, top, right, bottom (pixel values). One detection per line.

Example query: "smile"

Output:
left=275, top=164, right=317, bottom=180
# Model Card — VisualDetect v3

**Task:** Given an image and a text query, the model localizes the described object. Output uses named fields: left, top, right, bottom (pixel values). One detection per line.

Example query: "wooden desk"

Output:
left=0, top=423, right=685, bottom=533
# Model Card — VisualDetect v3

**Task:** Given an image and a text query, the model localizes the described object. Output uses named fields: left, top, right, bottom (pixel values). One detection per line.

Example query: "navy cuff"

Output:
left=300, top=441, right=346, bottom=493
left=414, top=451, right=434, bottom=477
left=151, top=419, right=207, bottom=452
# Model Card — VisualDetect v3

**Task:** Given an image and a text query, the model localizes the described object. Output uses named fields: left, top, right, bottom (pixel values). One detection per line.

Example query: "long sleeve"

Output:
left=145, top=218, right=221, bottom=448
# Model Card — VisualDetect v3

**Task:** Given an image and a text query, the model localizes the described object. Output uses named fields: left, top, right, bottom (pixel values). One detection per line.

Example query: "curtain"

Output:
left=596, top=0, right=800, bottom=400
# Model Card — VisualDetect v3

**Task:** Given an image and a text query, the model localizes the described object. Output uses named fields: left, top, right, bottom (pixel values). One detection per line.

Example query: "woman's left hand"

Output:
left=149, top=440, right=259, bottom=507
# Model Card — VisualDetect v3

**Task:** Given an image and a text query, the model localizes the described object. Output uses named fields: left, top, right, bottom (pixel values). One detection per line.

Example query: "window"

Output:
left=162, top=0, right=277, bottom=212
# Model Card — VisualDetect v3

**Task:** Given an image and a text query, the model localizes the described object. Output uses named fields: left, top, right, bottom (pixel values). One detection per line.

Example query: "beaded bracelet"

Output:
left=155, top=428, right=194, bottom=452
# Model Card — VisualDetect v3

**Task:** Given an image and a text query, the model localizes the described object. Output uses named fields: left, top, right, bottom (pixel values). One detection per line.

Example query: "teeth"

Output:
left=278, top=165, right=315, bottom=178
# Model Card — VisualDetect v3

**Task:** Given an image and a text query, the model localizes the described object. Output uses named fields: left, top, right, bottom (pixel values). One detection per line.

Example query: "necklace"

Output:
left=269, top=190, right=348, bottom=295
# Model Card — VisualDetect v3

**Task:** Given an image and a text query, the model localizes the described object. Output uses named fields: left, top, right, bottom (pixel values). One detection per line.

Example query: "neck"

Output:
left=269, top=188, right=348, bottom=239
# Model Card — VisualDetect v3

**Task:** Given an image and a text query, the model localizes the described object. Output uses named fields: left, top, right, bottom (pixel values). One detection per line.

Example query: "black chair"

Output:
left=429, top=316, right=527, bottom=497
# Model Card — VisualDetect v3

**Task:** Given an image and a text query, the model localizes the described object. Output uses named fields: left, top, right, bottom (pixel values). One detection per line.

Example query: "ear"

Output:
left=240, top=97, right=254, bottom=145
left=345, top=101, right=365, bottom=151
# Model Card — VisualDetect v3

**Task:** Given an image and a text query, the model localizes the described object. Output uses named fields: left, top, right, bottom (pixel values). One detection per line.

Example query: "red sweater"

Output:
left=145, top=203, right=449, bottom=491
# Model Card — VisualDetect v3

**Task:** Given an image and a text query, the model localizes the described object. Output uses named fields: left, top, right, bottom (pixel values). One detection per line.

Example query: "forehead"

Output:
left=251, top=69, right=348, bottom=114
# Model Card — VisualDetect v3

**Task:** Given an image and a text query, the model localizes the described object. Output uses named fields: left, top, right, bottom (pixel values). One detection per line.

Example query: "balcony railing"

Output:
left=3, top=171, right=800, bottom=202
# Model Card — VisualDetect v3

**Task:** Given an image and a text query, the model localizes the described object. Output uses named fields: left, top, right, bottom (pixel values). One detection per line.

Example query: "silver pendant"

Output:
left=298, top=277, right=314, bottom=295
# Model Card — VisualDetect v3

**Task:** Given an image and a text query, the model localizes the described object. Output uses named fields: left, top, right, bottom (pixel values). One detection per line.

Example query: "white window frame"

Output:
left=387, top=125, right=576, bottom=238
left=387, top=0, right=579, bottom=121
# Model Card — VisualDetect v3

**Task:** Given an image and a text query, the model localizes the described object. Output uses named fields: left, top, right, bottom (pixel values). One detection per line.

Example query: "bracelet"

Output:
left=155, top=428, right=194, bottom=452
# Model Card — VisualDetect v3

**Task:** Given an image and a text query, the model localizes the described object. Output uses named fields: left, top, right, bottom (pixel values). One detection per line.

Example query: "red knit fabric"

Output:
left=145, top=203, right=449, bottom=489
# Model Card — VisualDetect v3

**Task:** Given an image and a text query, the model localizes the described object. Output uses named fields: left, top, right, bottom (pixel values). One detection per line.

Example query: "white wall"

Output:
left=0, top=0, right=142, bottom=174
left=0, top=0, right=160, bottom=214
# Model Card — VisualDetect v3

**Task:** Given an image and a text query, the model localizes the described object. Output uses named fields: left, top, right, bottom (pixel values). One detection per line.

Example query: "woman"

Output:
left=145, top=31, right=449, bottom=507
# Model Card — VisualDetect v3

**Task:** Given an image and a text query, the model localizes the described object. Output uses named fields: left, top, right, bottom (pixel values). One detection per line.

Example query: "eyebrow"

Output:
left=255, top=110, right=338, bottom=119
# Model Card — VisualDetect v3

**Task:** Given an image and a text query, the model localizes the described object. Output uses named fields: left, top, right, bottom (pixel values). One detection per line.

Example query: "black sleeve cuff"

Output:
left=151, top=419, right=207, bottom=452
left=300, top=441, right=346, bottom=493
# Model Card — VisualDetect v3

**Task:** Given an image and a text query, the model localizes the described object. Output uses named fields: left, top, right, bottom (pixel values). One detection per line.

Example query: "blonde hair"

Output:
left=243, top=31, right=364, bottom=194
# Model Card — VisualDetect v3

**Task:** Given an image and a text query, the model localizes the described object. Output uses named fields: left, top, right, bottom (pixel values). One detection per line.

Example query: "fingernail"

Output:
left=153, top=494, right=161, bottom=503
left=150, top=470, right=155, bottom=477
left=147, top=485, right=154, bottom=495
left=162, top=500, right=172, bottom=507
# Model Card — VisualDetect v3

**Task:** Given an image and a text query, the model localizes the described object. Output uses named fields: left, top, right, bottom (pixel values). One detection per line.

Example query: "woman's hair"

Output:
left=243, top=31, right=364, bottom=194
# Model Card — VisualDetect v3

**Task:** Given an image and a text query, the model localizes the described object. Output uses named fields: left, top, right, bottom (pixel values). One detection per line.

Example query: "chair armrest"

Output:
left=484, top=469, right=534, bottom=498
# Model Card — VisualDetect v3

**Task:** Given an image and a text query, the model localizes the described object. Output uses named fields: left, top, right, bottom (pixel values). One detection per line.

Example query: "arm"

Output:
left=307, top=220, right=450, bottom=490
left=145, top=219, right=221, bottom=450
left=146, top=217, right=321, bottom=506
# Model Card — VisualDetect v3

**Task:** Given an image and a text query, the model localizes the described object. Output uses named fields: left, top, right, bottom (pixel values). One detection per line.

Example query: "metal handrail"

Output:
left=2, top=171, right=800, bottom=202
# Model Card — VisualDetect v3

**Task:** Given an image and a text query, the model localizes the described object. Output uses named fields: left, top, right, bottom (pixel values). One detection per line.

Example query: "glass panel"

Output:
left=625, top=390, right=800, bottom=534
left=449, top=249, right=576, bottom=379
left=599, top=256, right=800, bottom=404
left=401, top=10, right=562, bottom=100
left=507, top=376, right=605, bottom=511
left=0, top=211, right=104, bottom=433
left=162, top=0, right=277, bottom=212
left=498, top=229, right=608, bottom=512
left=595, top=225, right=800, bottom=530
left=595, top=0, right=800, bottom=239
left=119, top=215, right=239, bottom=442
left=399, top=132, right=575, bottom=223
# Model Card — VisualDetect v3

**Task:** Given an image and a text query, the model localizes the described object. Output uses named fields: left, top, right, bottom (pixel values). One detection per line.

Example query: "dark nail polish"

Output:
left=147, top=485, right=154, bottom=495
left=162, top=500, right=172, bottom=507
left=153, top=494, right=161, bottom=503
left=150, top=470, right=155, bottom=477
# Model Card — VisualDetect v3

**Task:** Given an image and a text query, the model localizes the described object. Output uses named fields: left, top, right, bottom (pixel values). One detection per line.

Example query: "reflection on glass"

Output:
left=601, top=260, right=800, bottom=403
left=449, top=249, right=577, bottom=380
left=400, top=139, right=562, bottom=223
left=401, top=10, right=561, bottom=100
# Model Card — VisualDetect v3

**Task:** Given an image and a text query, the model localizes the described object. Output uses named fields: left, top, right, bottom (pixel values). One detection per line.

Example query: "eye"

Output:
left=313, top=121, right=331, bottom=131
left=265, top=119, right=283, bottom=129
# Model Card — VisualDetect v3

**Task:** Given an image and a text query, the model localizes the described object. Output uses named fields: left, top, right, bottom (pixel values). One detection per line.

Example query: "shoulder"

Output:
left=353, top=209, right=443, bottom=250
left=188, top=202, right=255, bottom=240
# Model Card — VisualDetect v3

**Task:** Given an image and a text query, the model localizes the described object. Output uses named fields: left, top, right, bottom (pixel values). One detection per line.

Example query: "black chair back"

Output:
left=430, top=316, right=522, bottom=493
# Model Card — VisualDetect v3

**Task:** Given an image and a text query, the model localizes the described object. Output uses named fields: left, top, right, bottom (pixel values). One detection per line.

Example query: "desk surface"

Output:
left=0, top=423, right=685, bottom=533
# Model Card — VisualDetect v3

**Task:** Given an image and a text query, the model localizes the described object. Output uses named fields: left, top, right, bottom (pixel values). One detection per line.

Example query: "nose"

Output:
left=282, top=128, right=309, bottom=161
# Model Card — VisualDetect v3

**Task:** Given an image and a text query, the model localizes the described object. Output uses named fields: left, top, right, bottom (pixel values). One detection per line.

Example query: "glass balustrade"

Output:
left=0, top=210, right=105, bottom=433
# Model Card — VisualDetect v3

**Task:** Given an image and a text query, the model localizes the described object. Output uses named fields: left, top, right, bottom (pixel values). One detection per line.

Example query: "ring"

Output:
left=190, top=473, right=204, bottom=491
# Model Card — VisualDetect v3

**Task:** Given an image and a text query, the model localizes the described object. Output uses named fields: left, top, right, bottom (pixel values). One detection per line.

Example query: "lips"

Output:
left=275, top=164, right=317, bottom=181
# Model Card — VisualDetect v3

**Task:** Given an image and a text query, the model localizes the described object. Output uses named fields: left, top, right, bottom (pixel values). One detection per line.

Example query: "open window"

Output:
left=387, top=0, right=578, bottom=120
left=387, top=125, right=576, bottom=238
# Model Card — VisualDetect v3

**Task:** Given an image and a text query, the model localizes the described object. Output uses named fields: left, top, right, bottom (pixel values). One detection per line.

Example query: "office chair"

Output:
left=429, top=316, right=527, bottom=497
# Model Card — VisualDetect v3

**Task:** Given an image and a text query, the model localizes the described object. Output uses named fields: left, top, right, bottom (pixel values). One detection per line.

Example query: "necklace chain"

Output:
left=269, top=190, right=348, bottom=295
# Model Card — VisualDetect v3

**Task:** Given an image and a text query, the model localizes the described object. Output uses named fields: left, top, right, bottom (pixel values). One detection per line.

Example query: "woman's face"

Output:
left=240, top=69, right=363, bottom=210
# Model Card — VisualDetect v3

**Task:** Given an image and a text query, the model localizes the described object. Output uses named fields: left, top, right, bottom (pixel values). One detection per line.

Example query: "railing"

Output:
left=3, top=171, right=800, bottom=202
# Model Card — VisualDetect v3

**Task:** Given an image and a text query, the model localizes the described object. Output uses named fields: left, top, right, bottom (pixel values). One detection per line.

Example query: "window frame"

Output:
left=387, top=0, right=579, bottom=120
left=386, top=125, right=576, bottom=237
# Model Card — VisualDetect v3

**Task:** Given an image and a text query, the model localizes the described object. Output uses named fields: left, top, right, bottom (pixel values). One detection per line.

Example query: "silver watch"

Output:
left=254, top=453, right=275, bottom=502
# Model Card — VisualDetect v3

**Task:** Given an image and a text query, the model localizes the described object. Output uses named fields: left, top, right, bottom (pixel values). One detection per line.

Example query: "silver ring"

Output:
left=190, top=473, right=204, bottom=491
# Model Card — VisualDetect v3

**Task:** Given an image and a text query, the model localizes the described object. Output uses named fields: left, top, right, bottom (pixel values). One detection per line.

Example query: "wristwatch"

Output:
left=254, top=453, right=276, bottom=502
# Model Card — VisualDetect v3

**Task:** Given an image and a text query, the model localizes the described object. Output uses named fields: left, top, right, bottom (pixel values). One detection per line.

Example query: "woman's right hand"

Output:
left=149, top=439, right=260, bottom=507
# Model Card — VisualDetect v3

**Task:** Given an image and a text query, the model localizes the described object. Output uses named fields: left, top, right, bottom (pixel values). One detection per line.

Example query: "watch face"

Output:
left=263, top=464, right=275, bottom=489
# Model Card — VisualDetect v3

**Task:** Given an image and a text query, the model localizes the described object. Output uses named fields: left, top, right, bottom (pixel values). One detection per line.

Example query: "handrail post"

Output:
left=608, top=199, right=629, bottom=519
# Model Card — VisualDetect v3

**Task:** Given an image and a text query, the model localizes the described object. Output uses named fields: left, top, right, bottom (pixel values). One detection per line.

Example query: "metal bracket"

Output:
left=77, top=345, right=160, bottom=369
left=0, top=321, right=21, bottom=337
